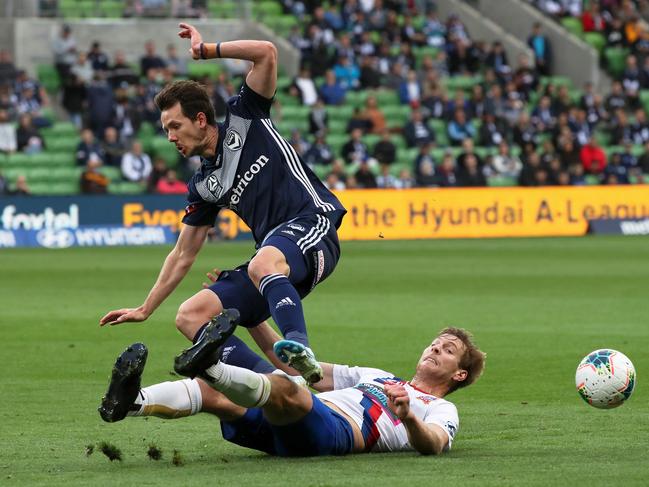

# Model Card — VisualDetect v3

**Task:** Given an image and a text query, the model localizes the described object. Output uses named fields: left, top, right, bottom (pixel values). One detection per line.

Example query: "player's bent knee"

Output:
left=248, top=251, right=288, bottom=285
left=175, top=290, right=223, bottom=340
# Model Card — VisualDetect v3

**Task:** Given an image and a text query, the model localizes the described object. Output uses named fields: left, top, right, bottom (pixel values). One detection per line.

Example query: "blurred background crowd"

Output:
left=1, top=0, right=649, bottom=196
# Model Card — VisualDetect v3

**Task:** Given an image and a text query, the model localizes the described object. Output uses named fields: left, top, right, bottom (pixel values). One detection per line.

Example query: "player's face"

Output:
left=161, top=102, right=204, bottom=157
left=417, top=334, right=466, bottom=382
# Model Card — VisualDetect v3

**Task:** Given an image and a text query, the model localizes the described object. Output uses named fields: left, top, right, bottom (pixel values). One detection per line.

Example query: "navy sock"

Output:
left=193, top=322, right=273, bottom=373
left=192, top=324, right=208, bottom=344
left=219, top=335, right=275, bottom=373
left=259, top=273, right=308, bottom=347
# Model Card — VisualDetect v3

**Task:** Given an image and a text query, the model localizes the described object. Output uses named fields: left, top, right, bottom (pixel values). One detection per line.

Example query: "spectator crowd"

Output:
left=1, top=0, right=649, bottom=196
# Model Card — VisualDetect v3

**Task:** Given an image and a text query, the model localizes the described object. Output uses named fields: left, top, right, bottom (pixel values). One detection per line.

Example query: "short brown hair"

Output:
left=154, top=80, right=216, bottom=126
left=439, top=327, right=486, bottom=394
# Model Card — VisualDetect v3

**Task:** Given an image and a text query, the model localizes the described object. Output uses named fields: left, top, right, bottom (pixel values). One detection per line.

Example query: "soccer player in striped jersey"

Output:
left=99, top=311, right=485, bottom=456
left=99, top=23, right=346, bottom=384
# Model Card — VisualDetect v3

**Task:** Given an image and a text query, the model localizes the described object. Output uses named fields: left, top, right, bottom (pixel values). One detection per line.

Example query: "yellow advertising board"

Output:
left=213, top=186, right=649, bottom=240
left=336, top=186, right=649, bottom=239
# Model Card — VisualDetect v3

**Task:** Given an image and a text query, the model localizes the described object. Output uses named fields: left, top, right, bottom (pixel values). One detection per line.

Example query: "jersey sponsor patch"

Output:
left=355, top=381, right=400, bottom=425
left=225, top=129, right=243, bottom=151
left=206, top=173, right=223, bottom=195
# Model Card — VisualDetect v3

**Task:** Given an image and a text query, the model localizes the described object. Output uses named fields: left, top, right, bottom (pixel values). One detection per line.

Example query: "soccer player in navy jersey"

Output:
left=99, top=23, right=346, bottom=385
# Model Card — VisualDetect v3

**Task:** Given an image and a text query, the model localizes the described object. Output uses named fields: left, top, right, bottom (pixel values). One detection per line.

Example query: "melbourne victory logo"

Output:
left=225, top=129, right=242, bottom=151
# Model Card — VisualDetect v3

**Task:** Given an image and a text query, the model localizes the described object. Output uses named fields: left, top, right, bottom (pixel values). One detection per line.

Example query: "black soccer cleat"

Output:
left=173, top=309, right=240, bottom=378
left=98, top=343, right=148, bottom=423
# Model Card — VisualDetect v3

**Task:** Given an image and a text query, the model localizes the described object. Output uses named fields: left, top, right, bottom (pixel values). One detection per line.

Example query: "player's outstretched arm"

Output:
left=384, top=383, right=449, bottom=455
left=99, top=224, right=210, bottom=326
left=177, top=22, right=277, bottom=98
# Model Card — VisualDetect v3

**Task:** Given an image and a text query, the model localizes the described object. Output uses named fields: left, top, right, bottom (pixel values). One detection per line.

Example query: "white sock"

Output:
left=204, top=362, right=271, bottom=408
left=129, top=379, right=202, bottom=419
left=271, top=369, right=308, bottom=388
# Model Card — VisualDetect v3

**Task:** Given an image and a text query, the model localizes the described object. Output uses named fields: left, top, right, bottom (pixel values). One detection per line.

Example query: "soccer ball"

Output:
left=575, top=349, right=636, bottom=409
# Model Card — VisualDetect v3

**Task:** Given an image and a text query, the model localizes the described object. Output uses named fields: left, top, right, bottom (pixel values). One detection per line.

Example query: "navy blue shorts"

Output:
left=220, top=393, right=354, bottom=457
left=207, top=214, right=340, bottom=328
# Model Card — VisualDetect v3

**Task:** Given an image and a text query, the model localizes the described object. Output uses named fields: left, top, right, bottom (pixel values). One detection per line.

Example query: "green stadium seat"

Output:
left=275, top=118, right=309, bottom=135
left=444, top=76, right=482, bottom=92
left=28, top=152, right=57, bottom=166
left=583, top=32, right=606, bottom=53
left=594, top=130, right=611, bottom=147
left=265, top=15, right=299, bottom=36
left=328, top=134, right=348, bottom=155
left=413, top=46, right=440, bottom=69
left=345, top=91, right=369, bottom=108
left=37, top=64, right=60, bottom=93
left=99, top=166, right=122, bottom=182
left=488, top=175, right=517, bottom=187
left=326, top=105, right=355, bottom=121
left=2, top=168, right=24, bottom=182
left=281, top=105, right=310, bottom=119
left=253, top=1, right=283, bottom=18
left=382, top=105, right=411, bottom=127
left=45, top=136, right=79, bottom=152
left=208, top=1, right=237, bottom=18
left=50, top=166, right=82, bottom=181
left=6, top=153, right=32, bottom=166
left=277, top=76, right=292, bottom=91
left=109, top=181, right=146, bottom=194
left=24, top=167, right=54, bottom=183
left=275, top=93, right=300, bottom=107
left=390, top=161, right=412, bottom=177
left=150, top=137, right=180, bottom=167
left=98, top=1, right=123, bottom=18
left=327, top=119, right=347, bottom=134
left=604, top=47, right=629, bottom=78
left=137, top=123, right=156, bottom=141
left=474, top=146, right=495, bottom=159
left=312, top=164, right=331, bottom=180
left=187, top=62, right=223, bottom=79
left=41, top=107, right=56, bottom=124
left=364, top=134, right=381, bottom=148
left=47, top=152, right=76, bottom=166
left=371, top=90, right=401, bottom=106
left=561, top=17, right=583, bottom=37
left=31, top=181, right=80, bottom=195
left=41, top=122, right=78, bottom=137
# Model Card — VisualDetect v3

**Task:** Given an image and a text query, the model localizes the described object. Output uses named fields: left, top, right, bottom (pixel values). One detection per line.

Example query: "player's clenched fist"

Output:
left=384, top=383, right=412, bottom=420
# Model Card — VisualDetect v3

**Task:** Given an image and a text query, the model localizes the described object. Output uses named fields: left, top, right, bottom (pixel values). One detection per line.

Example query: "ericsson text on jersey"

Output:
left=229, top=155, right=269, bottom=207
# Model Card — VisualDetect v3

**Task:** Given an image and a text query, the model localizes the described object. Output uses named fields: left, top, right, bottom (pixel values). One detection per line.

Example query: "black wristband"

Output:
left=216, top=42, right=222, bottom=58
left=199, top=42, right=206, bottom=59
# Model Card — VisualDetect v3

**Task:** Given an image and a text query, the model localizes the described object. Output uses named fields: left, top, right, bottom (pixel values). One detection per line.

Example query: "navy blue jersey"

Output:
left=182, top=83, right=346, bottom=244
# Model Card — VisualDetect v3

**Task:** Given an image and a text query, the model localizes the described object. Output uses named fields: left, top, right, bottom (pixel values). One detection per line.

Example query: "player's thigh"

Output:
left=258, top=214, right=341, bottom=290
left=176, top=289, right=223, bottom=338
left=206, top=266, right=271, bottom=328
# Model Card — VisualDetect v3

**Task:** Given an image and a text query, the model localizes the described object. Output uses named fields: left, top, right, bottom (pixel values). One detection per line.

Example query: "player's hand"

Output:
left=178, top=22, right=203, bottom=60
left=202, top=268, right=222, bottom=289
left=384, top=383, right=412, bottom=420
left=99, top=308, right=149, bottom=326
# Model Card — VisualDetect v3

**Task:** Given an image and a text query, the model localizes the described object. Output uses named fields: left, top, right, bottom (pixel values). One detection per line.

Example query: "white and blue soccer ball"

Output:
left=575, top=349, right=636, bottom=409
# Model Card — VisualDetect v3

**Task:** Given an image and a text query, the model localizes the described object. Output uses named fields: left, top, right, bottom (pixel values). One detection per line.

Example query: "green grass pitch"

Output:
left=1, top=236, right=648, bottom=486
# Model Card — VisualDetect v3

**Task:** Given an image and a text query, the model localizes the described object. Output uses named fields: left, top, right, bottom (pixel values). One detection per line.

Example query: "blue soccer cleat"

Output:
left=273, top=339, right=323, bottom=385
